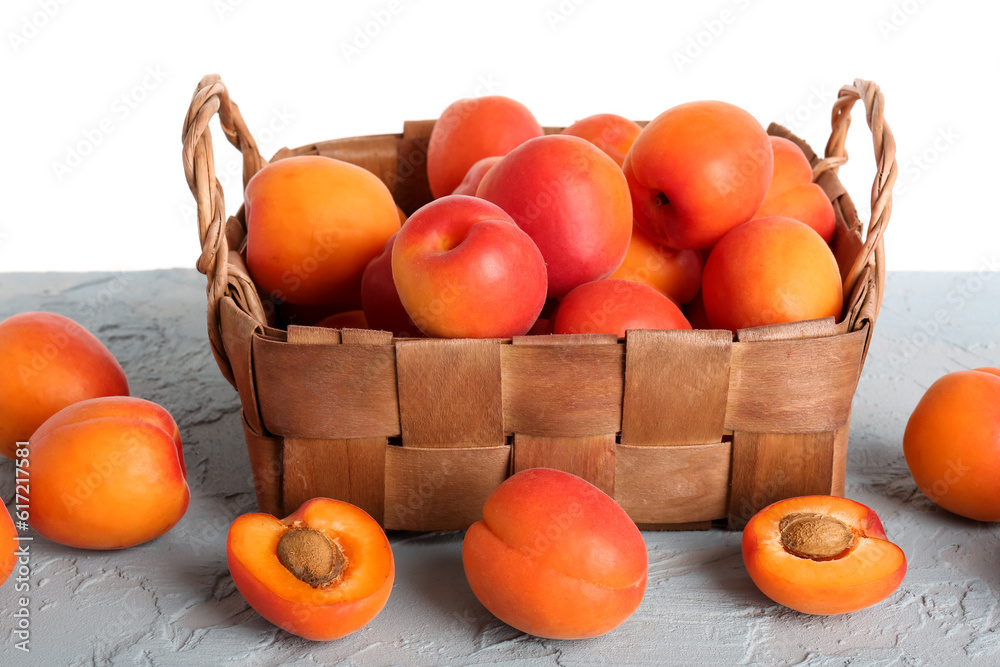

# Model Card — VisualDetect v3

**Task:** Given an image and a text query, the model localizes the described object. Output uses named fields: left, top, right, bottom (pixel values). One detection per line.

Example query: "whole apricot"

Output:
left=463, top=468, right=648, bottom=639
left=561, top=113, right=643, bottom=167
left=702, top=216, right=843, bottom=331
left=1, top=505, right=16, bottom=587
left=552, top=279, right=691, bottom=337
left=477, top=134, right=633, bottom=297
left=904, top=368, right=1000, bottom=521
left=427, top=96, right=544, bottom=198
left=625, top=100, right=772, bottom=250
left=25, top=396, right=189, bottom=549
left=228, top=497, right=394, bottom=641
left=245, top=155, right=400, bottom=306
left=609, top=224, right=703, bottom=304
left=0, top=312, right=129, bottom=459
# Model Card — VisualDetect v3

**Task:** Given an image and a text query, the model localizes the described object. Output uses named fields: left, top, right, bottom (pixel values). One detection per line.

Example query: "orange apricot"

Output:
left=702, top=216, right=843, bottom=331
left=245, top=155, right=400, bottom=306
left=227, top=498, right=394, bottom=641
left=1, top=505, right=16, bottom=587
left=609, top=224, right=703, bottom=304
left=561, top=113, right=643, bottom=167
left=0, top=312, right=129, bottom=459
left=463, top=468, right=647, bottom=639
left=26, top=396, right=188, bottom=549
left=742, top=496, right=906, bottom=615
left=427, top=96, right=544, bottom=198
left=903, top=368, right=1000, bottom=521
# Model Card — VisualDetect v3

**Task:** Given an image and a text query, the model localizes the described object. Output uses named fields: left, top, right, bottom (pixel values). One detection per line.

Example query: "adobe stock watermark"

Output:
left=772, top=84, right=836, bottom=135
left=886, top=254, right=998, bottom=368
left=672, top=0, right=753, bottom=74
left=340, top=0, right=407, bottom=63
left=894, top=126, right=958, bottom=197
left=545, top=0, right=588, bottom=31
left=7, top=0, right=72, bottom=54
left=877, top=0, right=930, bottom=40
left=392, top=459, right=455, bottom=525
left=51, top=65, right=168, bottom=182
left=12, top=442, right=33, bottom=653
left=213, top=0, right=248, bottom=20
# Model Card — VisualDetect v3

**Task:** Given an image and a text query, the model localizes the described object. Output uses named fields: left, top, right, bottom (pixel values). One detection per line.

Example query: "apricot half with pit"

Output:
left=742, top=495, right=906, bottom=615
left=227, top=498, right=394, bottom=641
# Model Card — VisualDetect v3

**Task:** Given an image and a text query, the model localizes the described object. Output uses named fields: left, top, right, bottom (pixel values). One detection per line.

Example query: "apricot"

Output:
left=625, top=100, right=772, bottom=250
left=742, top=496, right=906, bottom=615
left=903, top=368, right=1000, bottom=521
left=0, top=312, right=129, bottom=459
left=561, top=113, right=643, bottom=167
left=427, top=96, right=544, bottom=198
left=609, top=224, right=703, bottom=304
left=392, top=195, right=547, bottom=338
left=245, top=155, right=400, bottom=306
left=552, top=279, right=691, bottom=337
left=25, top=396, right=188, bottom=549
left=462, top=468, right=648, bottom=639
left=702, top=216, right=843, bottom=331
left=451, top=156, right=501, bottom=196
left=314, top=310, right=368, bottom=330
left=360, top=234, right=423, bottom=338
left=227, top=497, right=394, bottom=641
left=477, top=134, right=633, bottom=297
left=1, top=505, right=15, bottom=587
left=752, top=137, right=835, bottom=243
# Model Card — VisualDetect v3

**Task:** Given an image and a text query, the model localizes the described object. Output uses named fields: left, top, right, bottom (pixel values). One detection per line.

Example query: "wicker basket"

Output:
left=181, top=75, right=895, bottom=531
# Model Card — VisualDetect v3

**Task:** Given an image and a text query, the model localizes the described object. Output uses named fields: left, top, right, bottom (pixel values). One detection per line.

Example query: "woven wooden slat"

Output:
left=512, top=433, right=616, bottom=496
left=727, top=430, right=837, bottom=529
left=220, top=297, right=266, bottom=434
left=281, top=437, right=386, bottom=520
left=503, top=335, right=624, bottom=437
left=621, top=329, right=732, bottom=446
left=724, top=329, right=866, bottom=433
left=615, top=442, right=731, bottom=524
left=241, top=410, right=283, bottom=517
left=383, top=445, right=511, bottom=531
left=396, top=338, right=504, bottom=448
left=253, top=337, right=401, bottom=439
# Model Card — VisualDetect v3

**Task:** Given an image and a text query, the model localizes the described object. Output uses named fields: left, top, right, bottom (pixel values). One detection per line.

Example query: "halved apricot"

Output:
left=742, top=496, right=906, bottom=615
left=227, top=498, right=394, bottom=641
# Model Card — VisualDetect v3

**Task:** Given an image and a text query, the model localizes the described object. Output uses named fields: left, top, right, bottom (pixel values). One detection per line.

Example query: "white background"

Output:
left=0, top=0, right=995, bottom=273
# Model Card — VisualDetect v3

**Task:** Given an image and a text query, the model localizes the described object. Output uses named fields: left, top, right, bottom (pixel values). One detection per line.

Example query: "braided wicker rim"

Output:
left=182, top=76, right=896, bottom=383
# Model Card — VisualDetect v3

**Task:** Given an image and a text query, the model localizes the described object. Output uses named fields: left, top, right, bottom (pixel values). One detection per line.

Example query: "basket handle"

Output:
left=818, top=79, right=897, bottom=330
left=181, top=74, right=269, bottom=383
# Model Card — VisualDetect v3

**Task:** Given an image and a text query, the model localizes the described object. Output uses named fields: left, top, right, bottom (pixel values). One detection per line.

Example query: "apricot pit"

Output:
left=276, top=527, right=345, bottom=588
left=778, top=513, right=854, bottom=560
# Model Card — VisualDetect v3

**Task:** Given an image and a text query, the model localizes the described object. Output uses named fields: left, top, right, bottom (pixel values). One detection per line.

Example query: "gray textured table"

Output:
left=1, top=269, right=997, bottom=666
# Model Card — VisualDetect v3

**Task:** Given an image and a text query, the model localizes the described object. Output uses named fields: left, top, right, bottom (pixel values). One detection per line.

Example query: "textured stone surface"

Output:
left=0, top=269, right=997, bottom=665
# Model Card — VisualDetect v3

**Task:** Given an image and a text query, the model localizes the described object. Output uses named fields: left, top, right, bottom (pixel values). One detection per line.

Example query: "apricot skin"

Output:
left=26, top=396, right=189, bottom=550
left=462, top=468, right=647, bottom=639
left=0, top=312, right=129, bottom=459
left=903, top=368, right=1000, bottom=521
left=245, top=155, right=400, bottom=306
left=702, top=216, right=843, bottom=331
left=428, top=96, right=544, bottom=199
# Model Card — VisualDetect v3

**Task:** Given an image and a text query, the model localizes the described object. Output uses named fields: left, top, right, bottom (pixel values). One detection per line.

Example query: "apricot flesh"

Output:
left=228, top=498, right=394, bottom=641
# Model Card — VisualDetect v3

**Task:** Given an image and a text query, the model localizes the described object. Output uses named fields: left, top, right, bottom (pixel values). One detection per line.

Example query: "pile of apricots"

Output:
left=2, top=90, right=998, bottom=645
left=243, top=95, right=842, bottom=338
